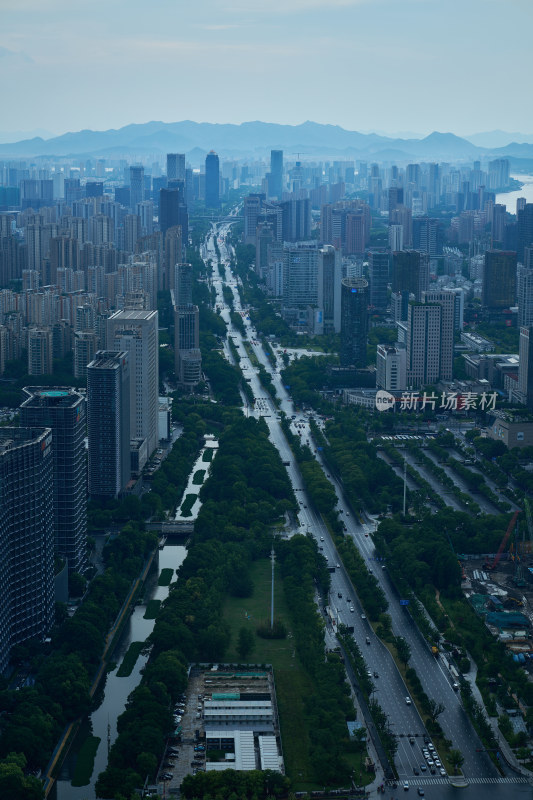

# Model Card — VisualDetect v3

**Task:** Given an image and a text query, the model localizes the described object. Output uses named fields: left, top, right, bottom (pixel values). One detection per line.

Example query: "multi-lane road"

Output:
left=203, top=223, right=531, bottom=798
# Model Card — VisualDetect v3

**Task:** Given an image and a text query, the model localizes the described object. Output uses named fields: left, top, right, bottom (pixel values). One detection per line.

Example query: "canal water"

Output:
left=52, top=542, right=186, bottom=800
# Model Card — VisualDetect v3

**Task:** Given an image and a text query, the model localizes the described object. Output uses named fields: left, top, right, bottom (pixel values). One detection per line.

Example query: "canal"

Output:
left=52, top=542, right=186, bottom=800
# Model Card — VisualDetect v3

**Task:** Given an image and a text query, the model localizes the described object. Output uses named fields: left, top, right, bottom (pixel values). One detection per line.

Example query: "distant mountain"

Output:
left=466, top=130, right=533, bottom=148
left=0, top=119, right=528, bottom=162
left=0, top=128, right=55, bottom=144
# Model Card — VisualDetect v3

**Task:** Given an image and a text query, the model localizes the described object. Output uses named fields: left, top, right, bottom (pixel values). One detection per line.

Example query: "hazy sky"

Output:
left=1, top=0, right=532, bottom=139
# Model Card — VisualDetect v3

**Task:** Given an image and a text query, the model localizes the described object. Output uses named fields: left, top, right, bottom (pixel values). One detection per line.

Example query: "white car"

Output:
left=405, top=696, right=412, bottom=705
left=439, top=768, right=446, bottom=776
left=350, top=606, right=355, bottom=612
left=403, top=781, right=409, bottom=791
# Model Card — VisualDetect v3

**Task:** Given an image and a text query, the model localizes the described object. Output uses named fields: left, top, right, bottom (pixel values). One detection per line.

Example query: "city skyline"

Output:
left=1, top=0, right=532, bottom=137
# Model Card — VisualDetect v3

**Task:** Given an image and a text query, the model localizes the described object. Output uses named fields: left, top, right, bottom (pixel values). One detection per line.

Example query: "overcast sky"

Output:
left=1, top=0, right=532, bottom=139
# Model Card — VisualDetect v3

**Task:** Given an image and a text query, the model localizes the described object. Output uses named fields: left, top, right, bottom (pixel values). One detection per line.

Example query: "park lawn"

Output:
left=116, top=641, right=144, bottom=677
left=71, top=735, right=101, bottom=786
left=158, top=568, right=174, bottom=586
left=144, top=599, right=161, bottom=619
left=192, top=469, right=206, bottom=485
left=202, top=448, right=213, bottom=462
left=222, top=558, right=315, bottom=787
left=180, top=493, right=197, bottom=516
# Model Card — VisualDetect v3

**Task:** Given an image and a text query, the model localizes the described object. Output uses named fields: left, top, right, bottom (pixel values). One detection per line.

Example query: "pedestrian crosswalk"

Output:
left=408, top=775, right=530, bottom=785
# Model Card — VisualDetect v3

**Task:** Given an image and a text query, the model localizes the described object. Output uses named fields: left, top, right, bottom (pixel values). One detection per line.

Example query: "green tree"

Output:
left=428, top=699, right=445, bottom=723
left=395, top=636, right=411, bottom=667
left=449, top=748, right=465, bottom=774
left=237, top=627, right=255, bottom=661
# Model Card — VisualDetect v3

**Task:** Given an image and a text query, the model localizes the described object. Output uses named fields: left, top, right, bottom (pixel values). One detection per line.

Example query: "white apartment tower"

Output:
left=422, top=290, right=455, bottom=381
left=107, top=309, right=159, bottom=455
left=376, top=343, right=407, bottom=391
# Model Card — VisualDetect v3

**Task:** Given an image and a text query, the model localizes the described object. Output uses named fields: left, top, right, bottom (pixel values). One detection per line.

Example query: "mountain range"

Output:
left=1, top=120, right=533, bottom=165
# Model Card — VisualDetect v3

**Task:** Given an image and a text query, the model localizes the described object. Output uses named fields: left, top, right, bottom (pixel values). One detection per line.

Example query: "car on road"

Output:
left=161, top=773, right=173, bottom=780
left=350, top=606, right=355, bottom=612
left=338, top=592, right=342, bottom=598
left=405, top=696, right=412, bottom=705
left=374, top=671, right=379, bottom=677
left=439, top=768, right=446, bottom=776
left=320, top=536, right=324, bottom=541
left=420, top=764, right=426, bottom=772
left=403, top=781, right=409, bottom=791
left=417, top=790, right=425, bottom=797
left=361, top=613, right=366, bottom=619
left=347, top=597, right=351, bottom=602
left=413, top=766, right=419, bottom=775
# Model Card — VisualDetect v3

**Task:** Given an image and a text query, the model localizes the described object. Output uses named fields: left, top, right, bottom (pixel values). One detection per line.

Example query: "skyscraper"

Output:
left=368, top=249, right=390, bottom=311
left=517, top=262, right=533, bottom=328
left=0, top=426, right=55, bottom=672
left=174, top=262, right=193, bottom=306
left=482, top=250, right=517, bottom=309
left=422, top=290, right=455, bottom=380
left=406, top=303, right=442, bottom=388
left=340, top=277, right=369, bottom=367
left=269, top=150, right=283, bottom=199
left=519, top=327, right=533, bottom=410
left=376, top=343, right=407, bottom=391
left=167, top=153, right=185, bottom=182
left=174, top=304, right=202, bottom=387
left=205, top=151, right=220, bottom=208
left=392, top=250, right=429, bottom=301
left=107, top=310, right=159, bottom=456
left=317, top=245, right=342, bottom=334
left=517, top=204, right=533, bottom=264
left=160, top=186, right=181, bottom=237
left=129, top=165, right=145, bottom=209
left=20, top=387, right=87, bottom=577
left=87, top=351, right=131, bottom=500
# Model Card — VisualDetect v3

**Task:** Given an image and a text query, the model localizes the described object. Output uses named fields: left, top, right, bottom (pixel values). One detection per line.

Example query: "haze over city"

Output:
left=4, top=0, right=533, bottom=799
left=1, top=0, right=533, bottom=138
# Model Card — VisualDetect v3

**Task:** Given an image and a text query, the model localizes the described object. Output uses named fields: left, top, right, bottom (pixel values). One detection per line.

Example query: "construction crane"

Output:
left=484, top=510, right=521, bottom=571
left=523, top=498, right=533, bottom=554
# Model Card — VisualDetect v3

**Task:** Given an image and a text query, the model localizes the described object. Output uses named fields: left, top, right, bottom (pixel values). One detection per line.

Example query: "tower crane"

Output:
left=484, top=510, right=521, bottom=571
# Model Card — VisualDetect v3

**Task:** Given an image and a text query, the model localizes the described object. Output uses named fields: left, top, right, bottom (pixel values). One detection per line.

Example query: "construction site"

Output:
left=462, top=502, right=533, bottom=667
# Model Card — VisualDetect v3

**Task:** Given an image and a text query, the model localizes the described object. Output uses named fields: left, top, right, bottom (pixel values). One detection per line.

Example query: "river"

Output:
left=496, top=173, right=533, bottom=212
left=52, top=542, right=186, bottom=800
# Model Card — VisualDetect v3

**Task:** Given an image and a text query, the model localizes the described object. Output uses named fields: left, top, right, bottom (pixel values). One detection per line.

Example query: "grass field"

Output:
left=158, top=568, right=174, bottom=586
left=180, top=493, right=197, bottom=516
left=116, top=641, right=144, bottom=677
left=71, top=735, right=101, bottom=786
left=223, top=559, right=315, bottom=788
left=192, top=469, right=206, bottom=485
left=144, top=599, right=161, bottom=619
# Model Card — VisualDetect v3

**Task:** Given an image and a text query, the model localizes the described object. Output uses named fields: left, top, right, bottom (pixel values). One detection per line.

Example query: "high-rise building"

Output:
left=482, top=250, right=517, bottom=309
left=205, top=151, right=220, bottom=208
left=412, top=217, right=443, bottom=256
left=422, top=290, right=455, bottom=380
left=244, top=194, right=265, bottom=244
left=28, top=328, right=53, bottom=375
left=340, top=277, right=369, bottom=367
left=368, top=249, right=390, bottom=311
left=74, top=330, right=98, bottom=379
left=174, top=262, right=193, bottom=306
left=269, top=150, right=283, bottom=200
left=87, top=351, right=131, bottom=500
left=517, top=262, right=533, bottom=328
left=406, top=302, right=442, bottom=388
left=517, top=204, right=533, bottom=264
left=392, top=250, right=429, bottom=301
left=167, top=153, right=185, bottom=182
left=282, top=242, right=319, bottom=309
left=20, top=387, right=87, bottom=577
left=129, top=165, right=145, bottom=209
left=0, top=426, right=55, bottom=672
left=174, top=304, right=202, bottom=387
left=160, top=186, right=183, bottom=237
left=107, top=310, right=159, bottom=456
left=376, top=343, right=407, bottom=391
left=519, top=327, right=533, bottom=409
left=317, top=245, right=342, bottom=334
